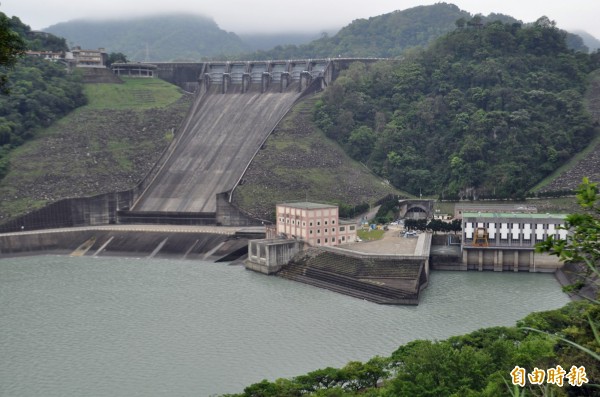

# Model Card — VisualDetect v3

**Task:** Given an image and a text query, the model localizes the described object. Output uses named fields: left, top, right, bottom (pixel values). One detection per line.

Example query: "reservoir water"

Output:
left=0, top=255, right=570, bottom=396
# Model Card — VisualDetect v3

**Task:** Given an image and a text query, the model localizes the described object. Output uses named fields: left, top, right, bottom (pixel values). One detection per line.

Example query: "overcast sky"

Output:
left=2, top=0, right=599, bottom=39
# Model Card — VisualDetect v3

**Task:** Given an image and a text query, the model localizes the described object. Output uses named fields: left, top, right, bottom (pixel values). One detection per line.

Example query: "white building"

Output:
left=460, top=212, right=568, bottom=272
left=462, top=212, right=568, bottom=247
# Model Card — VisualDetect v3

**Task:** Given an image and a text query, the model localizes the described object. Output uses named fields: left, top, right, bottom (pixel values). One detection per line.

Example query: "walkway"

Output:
left=0, top=224, right=264, bottom=237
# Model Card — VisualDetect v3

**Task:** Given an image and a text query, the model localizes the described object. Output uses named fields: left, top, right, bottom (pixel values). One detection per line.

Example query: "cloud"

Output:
left=1, top=0, right=599, bottom=38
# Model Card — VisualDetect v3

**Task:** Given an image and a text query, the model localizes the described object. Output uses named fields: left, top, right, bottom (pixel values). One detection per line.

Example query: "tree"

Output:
left=0, top=12, right=26, bottom=94
left=106, top=52, right=128, bottom=67
left=537, top=177, right=599, bottom=299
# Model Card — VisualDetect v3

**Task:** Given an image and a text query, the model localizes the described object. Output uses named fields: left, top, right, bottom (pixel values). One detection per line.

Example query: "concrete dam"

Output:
left=129, top=60, right=330, bottom=223
left=0, top=58, right=380, bottom=233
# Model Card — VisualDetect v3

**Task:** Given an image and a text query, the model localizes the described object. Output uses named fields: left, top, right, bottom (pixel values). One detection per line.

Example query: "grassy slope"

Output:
left=0, top=77, right=191, bottom=222
left=232, top=94, right=405, bottom=221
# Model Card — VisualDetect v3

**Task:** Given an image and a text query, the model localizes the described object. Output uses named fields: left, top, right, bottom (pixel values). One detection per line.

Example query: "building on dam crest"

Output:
left=460, top=211, right=568, bottom=272
left=275, top=202, right=357, bottom=247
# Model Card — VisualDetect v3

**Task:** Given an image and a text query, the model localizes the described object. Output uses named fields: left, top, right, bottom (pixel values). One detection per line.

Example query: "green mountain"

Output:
left=44, top=14, right=250, bottom=61
left=243, top=3, right=518, bottom=60
left=313, top=17, right=599, bottom=199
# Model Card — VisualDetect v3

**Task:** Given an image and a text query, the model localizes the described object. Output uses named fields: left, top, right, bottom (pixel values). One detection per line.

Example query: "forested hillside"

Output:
left=244, top=3, right=476, bottom=60
left=314, top=17, right=600, bottom=199
left=0, top=14, right=86, bottom=180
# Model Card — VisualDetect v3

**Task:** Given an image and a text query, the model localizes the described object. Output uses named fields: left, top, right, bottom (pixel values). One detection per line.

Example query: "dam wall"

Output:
left=131, top=81, right=307, bottom=214
left=0, top=228, right=251, bottom=261
left=0, top=190, right=135, bottom=233
left=0, top=59, right=385, bottom=234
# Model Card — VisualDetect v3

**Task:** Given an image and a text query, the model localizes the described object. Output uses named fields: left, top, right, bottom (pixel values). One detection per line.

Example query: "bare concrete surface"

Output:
left=342, top=227, right=419, bottom=255
left=0, top=224, right=264, bottom=237
left=133, top=85, right=302, bottom=213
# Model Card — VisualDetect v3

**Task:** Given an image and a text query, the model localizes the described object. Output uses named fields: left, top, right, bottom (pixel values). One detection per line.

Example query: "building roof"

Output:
left=456, top=203, right=536, bottom=211
left=462, top=212, right=567, bottom=220
left=277, top=202, right=337, bottom=210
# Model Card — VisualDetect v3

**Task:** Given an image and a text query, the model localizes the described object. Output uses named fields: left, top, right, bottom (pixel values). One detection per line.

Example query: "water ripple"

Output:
left=0, top=256, right=570, bottom=396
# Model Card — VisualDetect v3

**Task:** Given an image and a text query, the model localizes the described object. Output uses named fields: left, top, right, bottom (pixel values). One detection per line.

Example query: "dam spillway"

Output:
left=132, top=70, right=310, bottom=213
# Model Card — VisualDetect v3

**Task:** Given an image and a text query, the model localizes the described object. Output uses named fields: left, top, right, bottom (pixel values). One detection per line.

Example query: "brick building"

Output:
left=276, top=202, right=357, bottom=246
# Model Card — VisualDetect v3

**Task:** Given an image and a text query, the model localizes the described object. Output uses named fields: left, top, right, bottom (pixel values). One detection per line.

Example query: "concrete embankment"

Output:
left=133, top=84, right=304, bottom=214
left=0, top=226, right=262, bottom=261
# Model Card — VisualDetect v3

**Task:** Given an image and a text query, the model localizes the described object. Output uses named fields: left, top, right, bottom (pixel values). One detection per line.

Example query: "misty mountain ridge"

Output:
left=44, top=14, right=250, bottom=61
left=42, top=4, right=598, bottom=62
left=572, top=30, right=600, bottom=51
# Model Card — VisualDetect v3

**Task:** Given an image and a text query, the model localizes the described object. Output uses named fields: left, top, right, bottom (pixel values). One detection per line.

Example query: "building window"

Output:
left=309, top=222, right=313, bottom=227
left=317, top=221, right=321, bottom=226
left=342, top=236, right=345, bottom=241
left=302, top=222, right=305, bottom=227
left=310, top=230, right=313, bottom=234
left=325, top=228, right=328, bottom=233
left=325, top=238, right=328, bottom=243
left=292, top=220, right=295, bottom=225
left=325, top=220, right=328, bottom=225
left=340, top=226, right=345, bottom=232
left=317, top=229, right=320, bottom=234
left=286, top=219, right=289, bottom=223
left=317, top=239, right=321, bottom=244
left=332, top=220, right=335, bottom=225
left=349, top=226, right=355, bottom=231
left=332, top=227, right=335, bottom=232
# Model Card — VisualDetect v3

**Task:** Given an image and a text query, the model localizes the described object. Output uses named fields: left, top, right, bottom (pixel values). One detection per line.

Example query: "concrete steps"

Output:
left=278, top=262, right=420, bottom=305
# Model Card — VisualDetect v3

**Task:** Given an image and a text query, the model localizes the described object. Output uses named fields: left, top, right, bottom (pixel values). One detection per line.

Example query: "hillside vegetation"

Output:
left=532, top=69, right=600, bottom=193
left=244, top=3, right=476, bottom=60
left=231, top=96, right=402, bottom=221
left=241, top=3, right=586, bottom=61
left=0, top=14, right=86, bottom=180
left=314, top=18, right=600, bottom=200
left=0, top=77, right=191, bottom=222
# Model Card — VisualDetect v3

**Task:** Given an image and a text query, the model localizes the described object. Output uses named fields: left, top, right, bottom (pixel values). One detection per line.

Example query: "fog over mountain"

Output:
left=45, top=14, right=249, bottom=61
left=2, top=0, right=600, bottom=39
left=572, top=30, right=600, bottom=51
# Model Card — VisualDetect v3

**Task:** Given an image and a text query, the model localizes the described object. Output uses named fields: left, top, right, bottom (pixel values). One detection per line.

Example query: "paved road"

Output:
left=133, top=84, right=302, bottom=213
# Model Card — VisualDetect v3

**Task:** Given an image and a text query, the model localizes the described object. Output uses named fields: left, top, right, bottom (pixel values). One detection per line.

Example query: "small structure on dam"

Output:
left=398, top=199, right=434, bottom=220
left=111, top=62, right=157, bottom=78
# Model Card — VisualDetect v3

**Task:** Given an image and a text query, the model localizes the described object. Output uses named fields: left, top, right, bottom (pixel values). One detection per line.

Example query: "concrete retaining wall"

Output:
left=461, top=247, right=562, bottom=272
left=0, top=190, right=135, bottom=233
left=155, top=62, right=204, bottom=92
left=0, top=229, right=238, bottom=260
